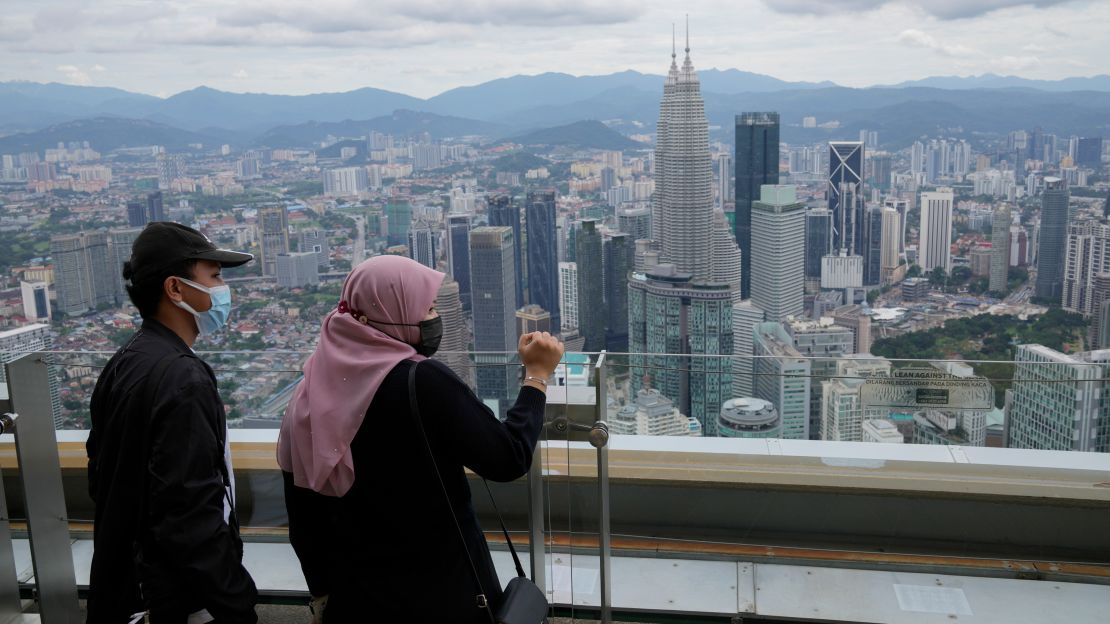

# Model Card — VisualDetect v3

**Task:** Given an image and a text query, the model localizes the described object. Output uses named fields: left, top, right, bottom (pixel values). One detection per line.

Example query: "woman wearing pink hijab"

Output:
left=277, top=255, right=563, bottom=622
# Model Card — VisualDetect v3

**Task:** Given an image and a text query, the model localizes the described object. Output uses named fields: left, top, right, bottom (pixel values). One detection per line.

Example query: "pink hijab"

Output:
left=277, top=255, right=445, bottom=496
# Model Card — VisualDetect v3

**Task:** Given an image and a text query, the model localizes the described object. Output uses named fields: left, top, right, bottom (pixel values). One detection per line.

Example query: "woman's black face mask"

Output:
left=367, top=316, right=443, bottom=356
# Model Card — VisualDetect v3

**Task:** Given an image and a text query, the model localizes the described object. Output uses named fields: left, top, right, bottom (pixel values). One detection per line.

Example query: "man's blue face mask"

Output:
left=174, top=277, right=232, bottom=336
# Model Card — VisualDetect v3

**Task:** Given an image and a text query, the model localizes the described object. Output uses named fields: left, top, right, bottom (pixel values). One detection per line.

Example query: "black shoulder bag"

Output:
left=407, top=361, right=549, bottom=624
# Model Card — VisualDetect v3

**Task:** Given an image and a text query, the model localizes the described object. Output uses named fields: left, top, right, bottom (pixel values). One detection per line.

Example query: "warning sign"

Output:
left=860, top=367, right=993, bottom=410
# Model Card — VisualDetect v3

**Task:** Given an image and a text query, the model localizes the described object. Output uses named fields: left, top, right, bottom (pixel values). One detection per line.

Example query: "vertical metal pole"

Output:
left=594, top=352, right=612, bottom=624
left=6, top=354, right=79, bottom=622
left=0, top=463, right=23, bottom=623
left=527, top=444, right=546, bottom=593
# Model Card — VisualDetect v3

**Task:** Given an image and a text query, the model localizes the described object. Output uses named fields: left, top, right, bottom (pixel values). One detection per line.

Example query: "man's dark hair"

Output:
left=122, top=259, right=197, bottom=319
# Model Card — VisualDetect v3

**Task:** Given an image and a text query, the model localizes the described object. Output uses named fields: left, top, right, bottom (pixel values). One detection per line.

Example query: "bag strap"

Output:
left=407, top=361, right=496, bottom=620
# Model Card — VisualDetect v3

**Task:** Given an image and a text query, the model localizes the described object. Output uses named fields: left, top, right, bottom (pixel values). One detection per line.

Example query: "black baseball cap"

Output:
left=129, top=221, right=253, bottom=284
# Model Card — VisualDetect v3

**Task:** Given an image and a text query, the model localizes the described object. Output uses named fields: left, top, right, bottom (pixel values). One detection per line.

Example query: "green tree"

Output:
left=906, top=264, right=922, bottom=278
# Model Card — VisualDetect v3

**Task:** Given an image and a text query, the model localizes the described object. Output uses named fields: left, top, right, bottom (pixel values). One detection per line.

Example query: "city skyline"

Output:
left=0, top=1, right=1106, bottom=98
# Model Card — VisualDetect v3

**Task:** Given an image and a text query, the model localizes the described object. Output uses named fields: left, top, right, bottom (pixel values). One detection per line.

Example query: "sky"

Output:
left=0, top=0, right=1106, bottom=98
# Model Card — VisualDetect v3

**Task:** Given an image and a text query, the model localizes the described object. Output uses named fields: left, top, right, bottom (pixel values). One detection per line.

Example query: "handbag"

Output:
left=407, top=361, right=549, bottom=624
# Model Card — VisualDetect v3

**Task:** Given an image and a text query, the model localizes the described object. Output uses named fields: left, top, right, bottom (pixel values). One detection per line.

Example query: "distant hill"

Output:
left=0, top=117, right=215, bottom=154
left=256, top=110, right=507, bottom=147
left=490, top=152, right=552, bottom=172
left=507, top=120, right=642, bottom=151
left=883, top=73, right=1110, bottom=92
left=0, top=81, right=158, bottom=133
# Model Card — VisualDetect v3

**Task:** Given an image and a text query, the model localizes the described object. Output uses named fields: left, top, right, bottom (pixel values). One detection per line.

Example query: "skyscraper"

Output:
left=617, top=205, right=651, bottom=242
left=750, top=185, right=805, bottom=321
left=575, top=219, right=605, bottom=351
left=385, top=200, right=412, bottom=247
left=276, top=252, right=320, bottom=288
left=1062, top=220, right=1110, bottom=315
left=407, top=223, right=438, bottom=269
left=20, top=281, right=51, bottom=321
left=716, top=152, right=731, bottom=211
left=604, top=232, right=632, bottom=351
left=1076, top=137, right=1103, bottom=168
left=628, top=266, right=733, bottom=433
left=1035, top=177, right=1070, bottom=301
left=259, top=206, right=290, bottom=277
left=109, top=228, right=143, bottom=304
left=558, top=262, right=579, bottom=333
left=1007, top=345, right=1109, bottom=452
left=883, top=198, right=909, bottom=254
left=880, top=207, right=901, bottom=276
left=146, top=191, right=164, bottom=222
left=919, top=188, right=954, bottom=273
left=731, top=301, right=765, bottom=399
left=127, top=201, right=147, bottom=228
left=805, top=208, right=832, bottom=281
left=446, top=213, right=472, bottom=311
left=299, top=229, right=330, bottom=270
left=469, top=226, right=518, bottom=409
left=787, top=318, right=856, bottom=440
left=525, top=190, right=559, bottom=331
left=862, top=205, right=884, bottom=285
left=488, top=194, right=524, bottom=308
left=828, top=142, right=864, bottom=254
left=752, top=322, right=811, bottom=440
left=432, top=278, right=474, bottom=389
left=709, top=211, right=743, bottom=303
left=0, top=324, right=63, bottom=428
left=735, top=112, right=780, bottom=298
left=990, top=206, right=1012, bottom=293
left=51, top=231, right=113, bottom=316
left=654, top=32, right=713, bottom=281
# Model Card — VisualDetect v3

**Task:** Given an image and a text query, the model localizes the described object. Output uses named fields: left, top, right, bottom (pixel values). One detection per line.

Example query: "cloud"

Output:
left=986, top=55, right=1043, bottom=71
left=56, top=64, right=90, bottom=85
left=91, top=64, right=106, bottom=72
left=232, top=68, right=248, bottom=79
left=764, top=0, right=1076, bottom=20
left=897, top=29, right=978, bottom=57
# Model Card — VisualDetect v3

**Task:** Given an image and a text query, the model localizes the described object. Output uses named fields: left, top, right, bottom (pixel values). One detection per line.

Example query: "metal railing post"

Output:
left=594, top=352, right=612, bottom=624
left=5, top=354, right=80, bottom=622
left=527, top=444, right=546, bottom=593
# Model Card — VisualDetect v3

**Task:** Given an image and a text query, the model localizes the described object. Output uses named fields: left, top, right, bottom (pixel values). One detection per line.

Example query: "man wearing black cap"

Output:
left=87, top=222, right=258, bottom=623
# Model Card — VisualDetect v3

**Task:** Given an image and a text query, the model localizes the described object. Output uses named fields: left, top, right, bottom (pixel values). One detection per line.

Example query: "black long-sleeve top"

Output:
left=283, top=357, right=546, bottom=623
left=87, top=319, right=257, bottom=623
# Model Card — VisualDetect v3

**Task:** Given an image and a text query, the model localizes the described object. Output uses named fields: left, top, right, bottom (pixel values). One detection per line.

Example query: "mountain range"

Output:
left=0, top=69, right=1108, bottom=152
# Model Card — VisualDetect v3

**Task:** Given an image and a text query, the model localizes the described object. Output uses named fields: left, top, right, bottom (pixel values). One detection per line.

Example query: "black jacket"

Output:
left=283, top=358, right=545, bottom=623
left=87, top=319, right=257, bottom=623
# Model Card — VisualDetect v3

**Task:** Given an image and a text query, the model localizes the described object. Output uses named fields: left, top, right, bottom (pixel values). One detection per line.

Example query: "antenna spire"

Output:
left=685, top=14, right=689, bottom=54
left=671, top=23, right=676, bottom=59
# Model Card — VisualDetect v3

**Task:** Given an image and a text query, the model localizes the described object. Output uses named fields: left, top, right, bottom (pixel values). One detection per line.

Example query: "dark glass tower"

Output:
left=525, top=189, right=559, bottom=330
left=805, top=208, right=832, bottom=280
left=828, top=142, right=864, bottom=254
left=575, top=219, right=605, bottom=352
left=127, top=201, right=148, bottom=228
left=446, top=214, right=472, bottom=311
left=488, top=194, right=524, bottom=308
left=862, top=205, right=884, bottom=286
left=604, top=232, right=632, bottom=351
left=1035, top=177, right=1070, bottom=301
left=735, top=112, right=780, bottom=299
left=146, top=191, right=164, bottom=222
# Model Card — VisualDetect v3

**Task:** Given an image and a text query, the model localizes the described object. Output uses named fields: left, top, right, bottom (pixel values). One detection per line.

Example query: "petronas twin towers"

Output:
left=651, top=27, right=742, bottom=295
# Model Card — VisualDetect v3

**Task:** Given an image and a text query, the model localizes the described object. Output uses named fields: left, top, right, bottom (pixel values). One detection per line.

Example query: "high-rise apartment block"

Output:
left=0, top=324, right=63, bottom=428
left=1007, top=344, right=1110, bottom=452
left=1062, top=219, right=1110, bottom=315
left=558, top=262, right=579, bottom=333
left=258, top=206, right=290, bottom=277
left=919, top=188, right=954, bottom=273
left=276, top=252, right=319, bottom=289
left=51, top=232, right=113, bottom=316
